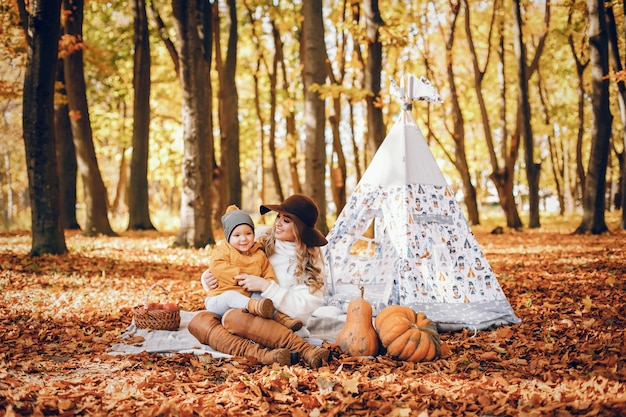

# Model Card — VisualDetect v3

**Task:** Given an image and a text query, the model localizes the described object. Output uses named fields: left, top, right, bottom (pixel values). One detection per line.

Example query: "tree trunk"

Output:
left=575, top=0, right=612, bottom=234
left=62, top=0, right=115, bottom=236
left=201, top=0, right=217, bottom=231
left=464, top=0, right=522, bottom=228
left=301, top=0, right=328, bottom=234
left=349, top=104, right=362, bottom=182
left=251, top=59, right=267, bottom=203
left=152, top=0, right=215, bottom=231
left=54, top=58, right=80, bottom=230
left=326, top=2, right=348, bottom=217
left=286, top=108, right=301, bottom=195
left=1, top=153, right=14, bottom=228
left=172, top=0, right=215, bottom=248
left=329, top=95, right=347, bottom=216
left=605, top=3, right=626, bottom=229
left=244, top=3, right=267, bottom=205
left=513, top=0, right=542, bottom=228
left=111, top=148, right=128, bottom=215
left=149, top=1, right=179, bottom=75
left=212, top=1, right=228, bottom=221
left=269, top=22, right=285, bottom=202
left=491, top=166, right=522, bottom=228
left=444, top=1, right=479, bottom=225
left=566, top=2, right=589, bottom=208
left=276, top=23, right=299, bottom=197
left=494, top=9, right=523, bottom=229
left=363, top=0, right=385, bottom=161
left=616, top=150, right=626, bottom=216
left=218, top=0, right=241, bottom=211
left=22, top=0, right=67, bottom=255
left=128, top=0, right=155, bottom=231
left=546, top=130, right=565, bottom=215
left=448, top=72, right=480, bottom=227
left=245, top=9, right=286, bottom=206
left=536, top=68, right=565, bottom=215
left=563, top=134, right=575, bottom=213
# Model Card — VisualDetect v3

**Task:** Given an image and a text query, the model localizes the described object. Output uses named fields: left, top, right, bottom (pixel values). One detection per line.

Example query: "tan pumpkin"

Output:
left=374, top=305, right=442, bottom=362
left=335, top=287, right=380, bottom=357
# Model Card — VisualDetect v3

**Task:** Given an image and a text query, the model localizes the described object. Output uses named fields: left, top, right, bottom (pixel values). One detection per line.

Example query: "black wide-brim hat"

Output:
left=260, top=194, right=328, bottom=247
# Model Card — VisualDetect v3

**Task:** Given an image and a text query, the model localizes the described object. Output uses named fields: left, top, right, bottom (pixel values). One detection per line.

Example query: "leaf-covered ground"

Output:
left=1, top=228, right=625, bottom=416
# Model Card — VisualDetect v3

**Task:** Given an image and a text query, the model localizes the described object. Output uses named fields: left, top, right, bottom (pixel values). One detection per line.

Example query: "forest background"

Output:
left=1, top=1, right=626, bottom=415
left=1, top=0, right=625, bottom=253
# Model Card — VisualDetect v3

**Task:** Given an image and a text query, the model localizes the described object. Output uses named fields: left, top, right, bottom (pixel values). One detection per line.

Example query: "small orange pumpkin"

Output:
left=335, top=287, right=380, bottom=357
left=374, top=305, right=441, bottom=362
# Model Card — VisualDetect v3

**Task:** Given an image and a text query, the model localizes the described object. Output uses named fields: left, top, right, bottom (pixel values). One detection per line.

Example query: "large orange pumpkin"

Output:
left=335, top=287, right=380, bottom=357
left=374, top=305, right=441, bottom=362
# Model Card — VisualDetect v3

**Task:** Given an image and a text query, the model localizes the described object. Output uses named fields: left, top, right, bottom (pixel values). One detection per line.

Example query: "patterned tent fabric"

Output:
left=323, top=76, right=520, bottom=332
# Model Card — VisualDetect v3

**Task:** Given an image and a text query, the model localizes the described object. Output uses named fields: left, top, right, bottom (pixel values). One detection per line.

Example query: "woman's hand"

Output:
left=234, top=274, right=271, bottom=293
left=201, top=269, right=218, bottom=290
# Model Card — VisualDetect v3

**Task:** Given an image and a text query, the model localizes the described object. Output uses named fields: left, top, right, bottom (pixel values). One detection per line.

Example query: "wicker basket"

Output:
left=132, top=284, right=181, bottom=330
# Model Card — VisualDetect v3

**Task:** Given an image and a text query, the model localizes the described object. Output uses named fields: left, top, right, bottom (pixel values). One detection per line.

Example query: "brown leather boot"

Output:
left=273, top=311, right=303, bottom=331
left=223, top=309, right=330, bottom=369
left=188, top=311, right=291, bottom=366
left=247, top=298, right=275, bottom=319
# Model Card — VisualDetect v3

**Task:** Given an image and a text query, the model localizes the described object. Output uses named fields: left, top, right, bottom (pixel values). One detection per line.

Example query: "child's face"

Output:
left=229, top=224, right=255, bottom=253
left=273, top=213, right=296, bottom=242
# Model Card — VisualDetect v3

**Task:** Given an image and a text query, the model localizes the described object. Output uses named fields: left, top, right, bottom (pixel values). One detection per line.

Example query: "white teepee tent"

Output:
left=323, top=75, right=520, bottom=332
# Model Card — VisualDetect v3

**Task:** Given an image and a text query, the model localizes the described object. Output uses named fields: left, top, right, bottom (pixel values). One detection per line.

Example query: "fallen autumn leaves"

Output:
left=1, top=228, right=625, bottom=416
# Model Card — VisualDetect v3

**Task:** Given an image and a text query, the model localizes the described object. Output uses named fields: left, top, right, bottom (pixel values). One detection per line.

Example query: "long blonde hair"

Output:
left=258, top=222, right=325, bottom=293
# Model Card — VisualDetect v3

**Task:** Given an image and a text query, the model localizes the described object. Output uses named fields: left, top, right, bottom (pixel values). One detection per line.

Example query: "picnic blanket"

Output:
left=108, top=307, right=347, bottom=357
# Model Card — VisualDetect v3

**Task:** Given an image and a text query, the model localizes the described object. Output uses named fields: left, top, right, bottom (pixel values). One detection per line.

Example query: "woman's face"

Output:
left=273, top=213, right=296, bottom=242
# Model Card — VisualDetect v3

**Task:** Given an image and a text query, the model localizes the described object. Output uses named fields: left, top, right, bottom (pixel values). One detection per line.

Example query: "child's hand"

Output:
left=234, top=274, right=271, bottom=293
left=201, top=269, right=218, bottom=291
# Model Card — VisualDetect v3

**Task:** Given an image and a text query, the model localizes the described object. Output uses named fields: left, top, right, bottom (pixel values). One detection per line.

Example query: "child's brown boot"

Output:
left=273, top=311, right=303, bottom=331
left=247, top=298, right=275, bottom=319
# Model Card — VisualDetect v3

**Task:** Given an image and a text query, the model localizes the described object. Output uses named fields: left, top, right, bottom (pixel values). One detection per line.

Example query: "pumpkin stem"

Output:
left=358, top=277, right=365, bottom=299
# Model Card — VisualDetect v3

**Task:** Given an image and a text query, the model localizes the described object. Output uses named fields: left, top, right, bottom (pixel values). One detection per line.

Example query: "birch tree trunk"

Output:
left=173, top=0, right=215, bottom=248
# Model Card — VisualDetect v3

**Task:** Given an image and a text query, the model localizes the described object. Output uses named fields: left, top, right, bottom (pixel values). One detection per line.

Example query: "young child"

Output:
left=203, top=205, right=302, bottom=330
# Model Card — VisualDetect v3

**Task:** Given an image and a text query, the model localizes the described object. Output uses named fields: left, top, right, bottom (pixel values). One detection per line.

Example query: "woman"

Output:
left=188, top=194, right=331, bottom=368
